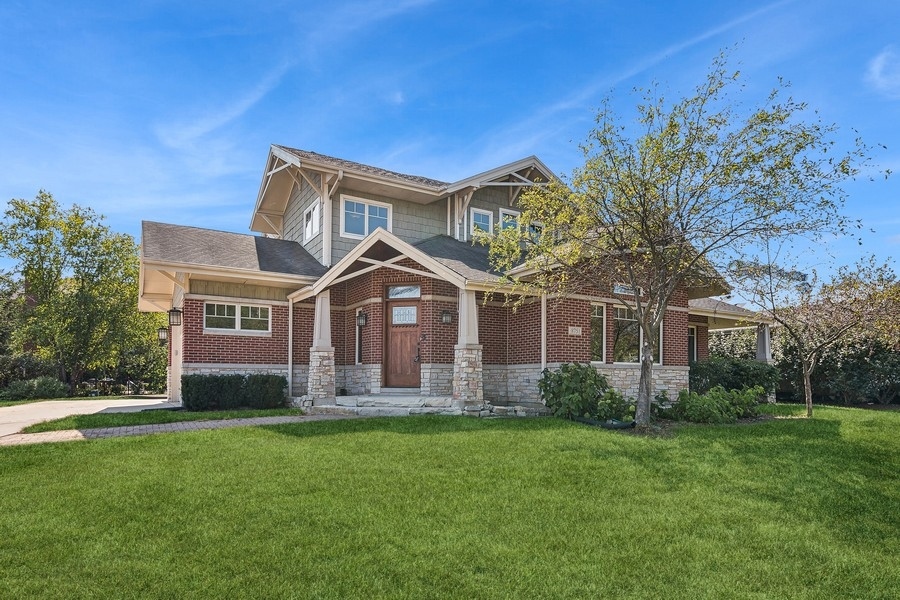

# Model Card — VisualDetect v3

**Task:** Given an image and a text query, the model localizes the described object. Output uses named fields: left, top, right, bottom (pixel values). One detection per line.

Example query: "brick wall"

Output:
left=689, top=314, right=710, bottom=361
left=182, top=298, right=288, bottom=364
left=547, top=297, right=591, bottom=363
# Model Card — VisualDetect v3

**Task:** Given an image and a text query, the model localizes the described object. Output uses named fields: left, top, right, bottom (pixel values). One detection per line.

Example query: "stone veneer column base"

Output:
left=452, top=344, right=486, bottom=413
left=308, top=347, right=336, bottom=402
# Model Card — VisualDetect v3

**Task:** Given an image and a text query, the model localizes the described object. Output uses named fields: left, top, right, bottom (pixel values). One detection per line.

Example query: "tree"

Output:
left=487, top=55, right=878, bottom=428
left=734, top=257, right=898, bottom=416
left=0, top=191, right=166, bottom=392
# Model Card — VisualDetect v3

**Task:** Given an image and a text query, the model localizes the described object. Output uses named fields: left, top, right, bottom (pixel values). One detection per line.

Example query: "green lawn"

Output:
left=22, top=408, right=303, bottom=433
left=1, top=406, right=897, bottom=599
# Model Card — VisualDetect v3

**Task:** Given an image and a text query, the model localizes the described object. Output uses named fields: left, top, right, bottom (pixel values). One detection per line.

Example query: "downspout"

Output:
left=287, top=299, right=294, bottom=397
left=541, top=294, right=547, bottom=369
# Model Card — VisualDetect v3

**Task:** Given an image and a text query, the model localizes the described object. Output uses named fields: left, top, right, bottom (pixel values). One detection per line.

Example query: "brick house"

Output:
left=139, top=146, right=769, bottom=414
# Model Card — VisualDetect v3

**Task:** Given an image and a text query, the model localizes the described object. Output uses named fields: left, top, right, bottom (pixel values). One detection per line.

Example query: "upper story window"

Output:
left=303, top=199, right=320, bottom=243
left=340, top=196, right=391, bottom=239
left=499, top=208, right=520, bottom=231
left=470, top=208, right=493, bottom=237
left=612, top=306, right=661, bottom=364
left=204, top=302, right=271, bottom=333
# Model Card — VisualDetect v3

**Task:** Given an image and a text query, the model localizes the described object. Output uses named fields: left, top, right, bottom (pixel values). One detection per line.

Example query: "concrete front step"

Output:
left=307, top=405, right=462, bottom=417
left=326, top=395, right=454, bottom=408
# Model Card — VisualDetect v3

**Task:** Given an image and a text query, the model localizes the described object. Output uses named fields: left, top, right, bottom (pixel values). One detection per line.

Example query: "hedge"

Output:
left=181, top=374, right=287, bottom=411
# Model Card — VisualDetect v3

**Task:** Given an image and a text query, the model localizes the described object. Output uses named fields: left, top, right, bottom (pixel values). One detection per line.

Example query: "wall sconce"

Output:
left=441, top=310, right=453, bottom=324
left=356, top=311, right=368, bottom=327
left=157, top=326, right=169, bottom=346
left=168, top=307, right=183, bottom=327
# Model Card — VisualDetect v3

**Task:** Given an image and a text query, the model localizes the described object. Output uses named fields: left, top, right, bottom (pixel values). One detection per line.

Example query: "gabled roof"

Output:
left=275, top=146, right=448, bottom=191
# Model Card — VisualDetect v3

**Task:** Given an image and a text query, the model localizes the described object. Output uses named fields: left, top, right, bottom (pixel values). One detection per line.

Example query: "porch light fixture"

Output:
left=168, top=307, right=183, bottom=327
left=356, top=312, right=368, bottom=327
left=157, top=326, right=168, bottom=346
left=441, top=310, right=453, bottom=325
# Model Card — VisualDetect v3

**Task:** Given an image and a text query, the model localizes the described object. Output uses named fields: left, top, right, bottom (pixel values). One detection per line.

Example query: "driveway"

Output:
left=0, top=397, right=178, bottom=438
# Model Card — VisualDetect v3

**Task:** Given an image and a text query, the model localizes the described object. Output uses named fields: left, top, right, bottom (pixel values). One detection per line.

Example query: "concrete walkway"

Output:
left=0, top=413, right=354, bottom=447
left=0, top=397, right=178, bottom=438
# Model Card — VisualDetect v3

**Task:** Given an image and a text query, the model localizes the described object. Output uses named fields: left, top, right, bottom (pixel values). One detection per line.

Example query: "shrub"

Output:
left=671, top=385, right=765, bottom=423
left=690, top=357, right=778, bottom=396
left=538, top=363, right=609, bottom=420
left=181, top=374, right=288, bottom=411
left=595, top=388, right=633, bottom=421
left=244, top=374, right=287, bottom=409
left=181, top=374, right=245, bottom=411
left=0, top=376, right=68, bottom=401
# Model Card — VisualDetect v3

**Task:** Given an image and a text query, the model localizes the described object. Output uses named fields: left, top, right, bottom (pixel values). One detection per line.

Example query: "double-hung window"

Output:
left=204, top=302, right=271, bottom=333
left=470, top=208, right=493, bottom=237
left=612, top=306, right=661, bottom=364
left=341, top=196, right=391, bottom=239
left=303, top=200, right=320, bottom=243
left=499, top=208, right=520, bottom=231
left=687, top=325, right=697, bottom=363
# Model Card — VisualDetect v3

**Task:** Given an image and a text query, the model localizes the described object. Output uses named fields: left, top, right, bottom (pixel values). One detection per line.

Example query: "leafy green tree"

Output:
left=487, top=55, right=878, bottom=428
left=733, top=257, right=897, bottom=416
left=0, top=191, right=166, bottom=392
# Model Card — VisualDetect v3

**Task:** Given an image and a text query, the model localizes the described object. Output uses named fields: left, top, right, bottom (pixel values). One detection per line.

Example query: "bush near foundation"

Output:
left=538, top=363, right=633, bottom=421
left=181, top=374, right=286, bottom=411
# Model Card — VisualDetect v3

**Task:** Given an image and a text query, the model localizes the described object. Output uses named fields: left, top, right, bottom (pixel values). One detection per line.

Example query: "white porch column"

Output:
left=168, top=274, right=186, bottom=405
left=308, top=289, right=335, bottom=402
left=453, top=289, right=485, bottom=411
left=756, top=323, right=772, bottom=363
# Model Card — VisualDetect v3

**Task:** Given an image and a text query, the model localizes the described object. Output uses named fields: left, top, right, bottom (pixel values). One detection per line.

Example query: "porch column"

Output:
left=453, top=289, right=485, bottom=411
left=756, top=323, right=772, bottom=363
left=308, top=289, right=335, bottom=402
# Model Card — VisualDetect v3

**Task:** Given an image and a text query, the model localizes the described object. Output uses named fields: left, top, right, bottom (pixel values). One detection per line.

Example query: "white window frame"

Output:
left=470, top=208, right=493, bottom=237
left=203, top=301, right=272, bottom=335
left=499, top=208, right=520, bottom=231
left=303, top=199, right=320, bottom=243
left=611, top=305, right=663, bottom=365
left=340, top=195, right=392, bottom=240
left=590, top=303, right=606, bottom=364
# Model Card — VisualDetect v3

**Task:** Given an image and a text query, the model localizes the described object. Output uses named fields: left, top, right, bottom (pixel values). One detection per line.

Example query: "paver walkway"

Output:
left=0, top=414, right=355, bottom=447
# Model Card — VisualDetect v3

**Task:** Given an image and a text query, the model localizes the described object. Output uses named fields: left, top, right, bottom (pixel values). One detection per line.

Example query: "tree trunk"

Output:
left=634, top=341, right=654, bottom=429
left=802, top=361, right=814, bottom=418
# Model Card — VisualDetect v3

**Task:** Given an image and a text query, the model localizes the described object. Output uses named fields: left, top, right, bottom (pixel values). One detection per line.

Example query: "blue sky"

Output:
left=1, top=0, right=898, bottom=273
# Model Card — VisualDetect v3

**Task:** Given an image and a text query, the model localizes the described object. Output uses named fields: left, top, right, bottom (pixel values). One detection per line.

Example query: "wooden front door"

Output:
left=384, top=298, right=421, bottom=387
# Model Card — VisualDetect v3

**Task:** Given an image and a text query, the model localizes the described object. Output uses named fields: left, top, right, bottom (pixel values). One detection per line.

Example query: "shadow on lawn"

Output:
left=259, top=413, right=576, bottom=440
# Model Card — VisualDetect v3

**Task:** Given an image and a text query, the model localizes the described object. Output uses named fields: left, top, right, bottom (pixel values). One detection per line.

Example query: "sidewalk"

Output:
left=0, top=413, right=355, bottom=447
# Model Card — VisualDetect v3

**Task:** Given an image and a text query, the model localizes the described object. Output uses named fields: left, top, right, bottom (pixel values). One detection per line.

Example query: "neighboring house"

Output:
left=139, top=145, right=770, bottom=414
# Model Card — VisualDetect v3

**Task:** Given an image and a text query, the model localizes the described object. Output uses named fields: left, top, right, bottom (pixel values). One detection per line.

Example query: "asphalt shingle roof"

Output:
left=275, top=145, right=449, bottom=191
left=413, top=235, right=503, bottom=283
left=688, top=297, right=758, bottom=317
left=141, top=221, right=327, bottom=278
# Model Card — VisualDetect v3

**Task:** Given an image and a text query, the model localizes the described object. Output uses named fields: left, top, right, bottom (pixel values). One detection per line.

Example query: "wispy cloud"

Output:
left=866, top=46, right=900, bottom=99
left=450, top=0, right=796, bottom=176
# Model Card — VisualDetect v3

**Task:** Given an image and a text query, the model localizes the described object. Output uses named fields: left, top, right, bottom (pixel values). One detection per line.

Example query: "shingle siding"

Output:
left=283, top=175, right=324, bottom=261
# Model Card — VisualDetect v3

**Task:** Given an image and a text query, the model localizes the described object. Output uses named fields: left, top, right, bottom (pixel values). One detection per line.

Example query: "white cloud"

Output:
left=866, top=46, right=900, bottom=99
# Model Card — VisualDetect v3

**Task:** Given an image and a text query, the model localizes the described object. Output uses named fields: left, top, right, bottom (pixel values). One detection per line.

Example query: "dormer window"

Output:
left=470, top=208, right=493, bottom=237
left=340, top=195, right=392, bottom=239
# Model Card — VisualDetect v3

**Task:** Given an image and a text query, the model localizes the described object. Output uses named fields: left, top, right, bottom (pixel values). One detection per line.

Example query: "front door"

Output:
left=384, top=285, right=421, bottom=388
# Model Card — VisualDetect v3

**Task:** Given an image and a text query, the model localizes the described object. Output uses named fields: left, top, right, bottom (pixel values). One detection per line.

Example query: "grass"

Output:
left=21, top=408, right=304, bottom=433
left=1, top=406, right=897, bottom=599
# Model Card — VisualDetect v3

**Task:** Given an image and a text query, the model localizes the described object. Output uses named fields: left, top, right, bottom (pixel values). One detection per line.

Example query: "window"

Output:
left=204, top=302, right=270, bottom=333
left=687, top=326, right=697, bottom=363
left=527, top=221, right=543, bottom=242
left=387, top=285, right=421, bottom=299
left=612, top=306, right=661, bottom=364
left=499, top=208, right=520, bottom=231
left=590, top=304, right=606, bottom=362
left=340, top=196, right=391, bottom=239
left=470, top=208, right=493, bottom=236
left=303, top=200, right=320, bottom=243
